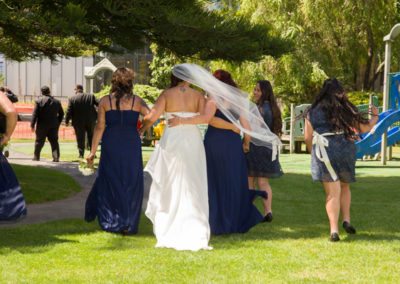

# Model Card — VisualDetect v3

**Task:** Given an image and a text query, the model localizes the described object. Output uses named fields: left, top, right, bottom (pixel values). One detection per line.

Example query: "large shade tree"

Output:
left=0, top=0, right=290, bottom=61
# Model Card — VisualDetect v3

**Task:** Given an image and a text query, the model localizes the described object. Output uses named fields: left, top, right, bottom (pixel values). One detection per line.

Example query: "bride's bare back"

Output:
left=141, top=83, right=205, bottom=132
left=163, top=86, right=204, bottom=113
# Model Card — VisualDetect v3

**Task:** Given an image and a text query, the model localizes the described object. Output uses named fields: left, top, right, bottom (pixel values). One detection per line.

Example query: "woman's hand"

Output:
left=242, top=141, right=250, bottom=153
left=168, top=115, right=182, bottom=127
left=231, top=124, right=241, bottom=134
left=86, top=153, right=95, bottom=166
left=370, top=105, right=379, bottom=117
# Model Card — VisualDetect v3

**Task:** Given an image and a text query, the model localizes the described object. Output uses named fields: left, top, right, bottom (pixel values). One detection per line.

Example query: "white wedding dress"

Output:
left=145, top=112, right=212, bottom=251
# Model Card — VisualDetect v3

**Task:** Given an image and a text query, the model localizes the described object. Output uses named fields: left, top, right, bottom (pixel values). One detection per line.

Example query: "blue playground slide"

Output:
left=356, top=109, right=400, bottom=159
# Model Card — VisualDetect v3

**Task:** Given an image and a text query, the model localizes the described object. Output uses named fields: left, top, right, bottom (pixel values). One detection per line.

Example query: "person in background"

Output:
left=304, top=78, right=378, bottom=242
left=65, top=84, right=98, bottom=158
left=31, top=86, right=64, bottom=162
left=246, top=80, right=283, bottom=222
left=0, top=89, right=27, bottom=221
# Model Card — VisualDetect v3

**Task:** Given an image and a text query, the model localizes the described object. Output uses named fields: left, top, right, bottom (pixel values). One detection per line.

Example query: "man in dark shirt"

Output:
left=31, top=86, right=64, bottom=162
left=65, top=84, right=98, bottom=158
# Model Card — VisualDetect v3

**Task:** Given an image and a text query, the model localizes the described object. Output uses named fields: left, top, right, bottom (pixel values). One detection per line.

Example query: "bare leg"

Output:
left=340, top=182, right=351, bottom=223
left=258, top=177, right=272, bottom=215
left=323, top=181, right=341, bottom=234
left=248, top=176, right=256, bottom=189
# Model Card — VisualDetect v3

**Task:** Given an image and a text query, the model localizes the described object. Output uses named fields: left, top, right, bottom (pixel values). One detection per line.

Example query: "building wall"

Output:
left=5, top=57, right=94, bottom=101
left=5, top=47, right=153, bottom=101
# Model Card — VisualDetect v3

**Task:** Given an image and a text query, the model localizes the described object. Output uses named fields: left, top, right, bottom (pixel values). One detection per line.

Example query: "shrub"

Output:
left=94, top=84, right=162, bottom=105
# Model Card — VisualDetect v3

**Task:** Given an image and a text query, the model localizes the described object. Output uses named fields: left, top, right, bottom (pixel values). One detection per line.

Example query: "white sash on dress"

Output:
left=312, top=131, right=344, bottom=181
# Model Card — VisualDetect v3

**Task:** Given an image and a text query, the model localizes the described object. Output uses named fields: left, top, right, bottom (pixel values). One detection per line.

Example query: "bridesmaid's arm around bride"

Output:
left=167, top=98, right=216, bottom=127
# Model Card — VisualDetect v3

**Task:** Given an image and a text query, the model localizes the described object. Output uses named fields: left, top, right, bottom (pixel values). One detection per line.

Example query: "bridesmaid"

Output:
left=0, top=90, right=27, bottom=221
left=246, top=80, right=283, bottom=222
left=85, top=68, right=149, bottom=235
left=169, top=70, right=265, bottom=235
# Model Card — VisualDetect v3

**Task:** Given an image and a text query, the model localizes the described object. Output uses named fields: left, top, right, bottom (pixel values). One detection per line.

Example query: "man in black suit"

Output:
left=65, top=84, right=98, bottom=158
left=31, top=86, right=64, bottom=162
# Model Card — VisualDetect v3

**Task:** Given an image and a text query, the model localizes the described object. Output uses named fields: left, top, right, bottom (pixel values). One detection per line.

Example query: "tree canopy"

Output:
left=0, top=0, right=290, bottom=61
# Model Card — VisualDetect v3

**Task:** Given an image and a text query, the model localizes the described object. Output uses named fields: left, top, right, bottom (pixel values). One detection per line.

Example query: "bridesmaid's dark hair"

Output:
left=111, top=67, right=134, bottom=110
left=170, top=74, right=183, bottom=87
left=213, top=69, right=238, bottom=87
left=308, top=78, right=369, bottom=139
left=257, top=80, right=282, bottom=136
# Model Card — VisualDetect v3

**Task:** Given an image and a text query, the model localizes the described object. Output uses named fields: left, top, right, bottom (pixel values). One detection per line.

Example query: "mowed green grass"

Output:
left=11, top=164, right=81, bottom=204
left=1, top=148, right=399, bottom=282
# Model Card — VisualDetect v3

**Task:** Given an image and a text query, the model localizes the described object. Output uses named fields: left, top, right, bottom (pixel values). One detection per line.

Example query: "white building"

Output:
left=4, top=47, right=152, bottom=102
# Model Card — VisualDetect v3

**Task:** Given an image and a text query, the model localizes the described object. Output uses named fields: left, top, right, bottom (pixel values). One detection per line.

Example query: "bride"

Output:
left=140, top=73, right=212, bottom=251
left=141, top=64, right=281, bottom=251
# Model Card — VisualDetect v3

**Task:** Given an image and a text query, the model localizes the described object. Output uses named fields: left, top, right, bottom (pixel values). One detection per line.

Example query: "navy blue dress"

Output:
left=0, top=152, right=27, bottom=220
left=246, top=102, right=283, bottom=178
left=204, top=109, right=264, bottom=235
left=309, top=105, right=356, bottom=183
left=85, top=96, right=143, bottom=234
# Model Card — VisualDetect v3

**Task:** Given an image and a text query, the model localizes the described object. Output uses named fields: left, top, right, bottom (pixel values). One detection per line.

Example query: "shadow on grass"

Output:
left=0, top=219, right=99, bottom=255
left=0, top=216, right=156, bottom=254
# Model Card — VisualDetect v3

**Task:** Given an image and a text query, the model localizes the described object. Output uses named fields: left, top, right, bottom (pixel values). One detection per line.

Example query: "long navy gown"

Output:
left=204, top=110, right=264, bottom=235
left=85, top=96, right=143, bottom=234
left=0, top=151, right=27, bottom=220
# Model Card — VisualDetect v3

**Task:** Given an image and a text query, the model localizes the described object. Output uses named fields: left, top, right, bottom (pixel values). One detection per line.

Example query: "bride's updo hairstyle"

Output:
left=213, top=69, right=238, bottom=88
left=111, top=67, right=134, bottom=110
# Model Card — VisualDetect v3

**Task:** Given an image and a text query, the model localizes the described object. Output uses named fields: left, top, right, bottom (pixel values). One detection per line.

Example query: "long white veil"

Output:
left=172, top=63, right=282, bottom=160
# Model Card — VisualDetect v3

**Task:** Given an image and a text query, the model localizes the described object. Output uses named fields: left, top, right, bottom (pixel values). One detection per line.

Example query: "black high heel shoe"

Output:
left=262, top=212, right=273, bottom=223
left=330, top=232, right=340, bottom=242
left=343, top=221, right=356, bottom=234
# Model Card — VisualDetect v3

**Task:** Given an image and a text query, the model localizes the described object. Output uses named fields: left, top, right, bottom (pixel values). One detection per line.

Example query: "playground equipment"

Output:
left=282, top=104, right=310, bottom=153
left=355, top=73, right=400, bottom=159
left=379, top=23, right=400, bottom=164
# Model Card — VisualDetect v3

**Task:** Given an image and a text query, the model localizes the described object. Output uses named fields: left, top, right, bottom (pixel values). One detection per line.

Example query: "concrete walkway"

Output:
left=0, top=150, right=95, bottom=228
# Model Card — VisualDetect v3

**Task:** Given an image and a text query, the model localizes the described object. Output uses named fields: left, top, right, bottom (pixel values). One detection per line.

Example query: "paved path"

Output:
left=0, top=149, right=151, bottom=228
left=0, top=150, right=95, bottom=228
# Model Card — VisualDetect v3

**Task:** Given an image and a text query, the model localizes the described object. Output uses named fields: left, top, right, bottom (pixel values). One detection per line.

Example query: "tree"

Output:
left=239, top=0, right=400, bottom=91
left=0, top=0, right=290, bottom=61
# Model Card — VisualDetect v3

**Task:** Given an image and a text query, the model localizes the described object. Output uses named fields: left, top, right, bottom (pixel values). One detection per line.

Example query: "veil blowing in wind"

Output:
left=172, top=63, right=282, bottom=160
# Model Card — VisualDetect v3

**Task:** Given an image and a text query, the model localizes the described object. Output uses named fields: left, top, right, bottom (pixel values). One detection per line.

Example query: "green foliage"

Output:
left=149, top=44, right=181, bottom=90
left=232, top=0, right=400, bottom=105
left=94, top=86, right=111, bottom=99
left=94, top=84, right=161, bottom=105
left=347, top=91, right=383, bottom=106
left=0, top=0, right=290, bottom=61
left=133, top=84, right=162, bottom=105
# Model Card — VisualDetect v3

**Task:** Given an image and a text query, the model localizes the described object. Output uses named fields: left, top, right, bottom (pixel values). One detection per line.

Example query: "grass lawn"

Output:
left=1, top=149, right=399, bottom=282
left=11, top=164, right=81, bottom=204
